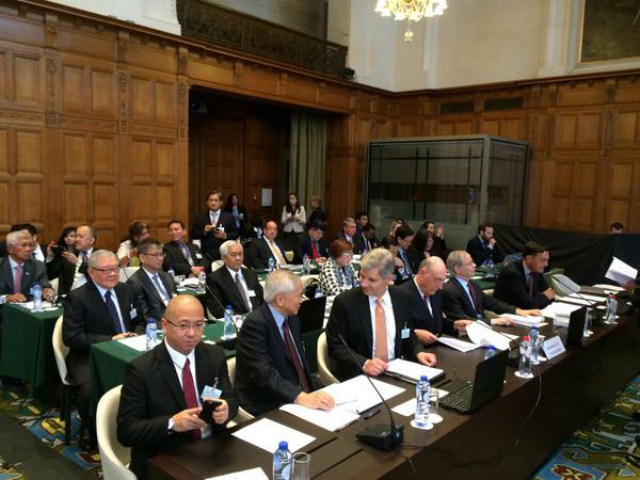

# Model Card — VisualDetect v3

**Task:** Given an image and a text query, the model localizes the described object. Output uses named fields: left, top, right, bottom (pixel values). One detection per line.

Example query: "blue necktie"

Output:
left=153, top=273, right=170, bottom=303
left=105, top=291, right=125, bottom=333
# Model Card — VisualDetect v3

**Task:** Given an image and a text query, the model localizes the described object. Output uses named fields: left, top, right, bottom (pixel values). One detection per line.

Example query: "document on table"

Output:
left=117, top=335, right=159, bottom=352
left=569, top=293, right=608, bottom=303
left=593, top=284, right=625, bottom=292
left=385, top=358, right=444, bottom=383
left=206, top=468, right=268, bottom=480
left=437, top=335, right=480, bottom=353
left=232, top=418, right=315, bottom=453
left=466, top=321, right=512, bottom=351
left=510, top=315, right=547, bottom=328
left=322, top=375, right=405, bottom=414
left=279, top=403, right=359, bottom=432
left=556, top=297, right=605, bottom=309
left=15, top=301, right=56, bottom=311
left=605, top=257, right=637, bottom=286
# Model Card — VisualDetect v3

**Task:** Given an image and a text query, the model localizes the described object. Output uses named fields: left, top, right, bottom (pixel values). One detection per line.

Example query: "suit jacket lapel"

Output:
left=357, top=292, right=373, bottom=353
left=1, top=258, right=14, bottom=292
left=195, top=344, right=210, bottom=396
left=140, top=270, right=164, bottom=304
left=156, top=343, right=187, bottom=410
left=223, top=268, right=245, bottom=309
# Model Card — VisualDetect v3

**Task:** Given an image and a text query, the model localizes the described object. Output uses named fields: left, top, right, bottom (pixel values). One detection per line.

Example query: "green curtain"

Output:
left=290, top=111, right=327, bottom=209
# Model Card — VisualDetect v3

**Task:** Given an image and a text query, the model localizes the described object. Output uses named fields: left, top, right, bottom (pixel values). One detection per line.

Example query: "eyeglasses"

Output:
left=92, top=267, right=119, bottom=273
left=165, top=318, right=206, bottom=332
left=342, top=253, right=354, bottom=258
left=144, top=253, right=165, bottom=258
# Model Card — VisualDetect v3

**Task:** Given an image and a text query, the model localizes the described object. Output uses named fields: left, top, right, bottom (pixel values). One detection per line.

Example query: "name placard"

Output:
left=542, top=335, right=565, bottom=360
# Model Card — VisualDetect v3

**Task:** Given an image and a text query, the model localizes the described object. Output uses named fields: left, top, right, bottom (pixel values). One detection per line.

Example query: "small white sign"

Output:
left=261, top=188, right=272, bottom=207
left=542, top=336, right=565, bottom=360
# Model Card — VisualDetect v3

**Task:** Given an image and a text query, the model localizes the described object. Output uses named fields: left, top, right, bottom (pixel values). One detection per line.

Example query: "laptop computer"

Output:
left=439, top=349, right=509, bottom=414
left=297, top=296, right=326, bottom=334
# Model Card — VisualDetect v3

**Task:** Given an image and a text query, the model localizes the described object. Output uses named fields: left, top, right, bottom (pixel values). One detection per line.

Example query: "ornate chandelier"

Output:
left=374, top=0, right=448, bottom=43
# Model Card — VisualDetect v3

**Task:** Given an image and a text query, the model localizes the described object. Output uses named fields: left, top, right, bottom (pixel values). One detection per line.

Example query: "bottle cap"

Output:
left=420, top=375, right=428, bottom=381
left=522, top=335, right=530, bottom=341
left=279, top=441, right=288, bottom=450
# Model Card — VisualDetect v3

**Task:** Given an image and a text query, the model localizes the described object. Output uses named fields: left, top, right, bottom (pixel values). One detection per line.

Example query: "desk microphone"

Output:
left=337, top=333, right=404, bottom=451
left=203, top=282, right=230, bottom=322
left=552, top=274, right=606, bottom=323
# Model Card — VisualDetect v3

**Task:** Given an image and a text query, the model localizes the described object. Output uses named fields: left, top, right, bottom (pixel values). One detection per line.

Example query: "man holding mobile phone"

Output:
left=117, top=295, right=238, bottom=480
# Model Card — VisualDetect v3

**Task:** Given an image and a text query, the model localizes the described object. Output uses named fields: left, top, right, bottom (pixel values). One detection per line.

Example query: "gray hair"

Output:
left=419, top=255, right=446, bottom=272
left=264, top=269, right=301, bottom=303
left=361, top=248, right=395, bottom=278
left=219, top=240, right=241, bottom=257
left=88, top=249, right=118, bottom=269
left=342, top=217, right=356, bottom=227
left=446, top=250, right=468, bottom=273
left=5, top=231, right=31, bottom=249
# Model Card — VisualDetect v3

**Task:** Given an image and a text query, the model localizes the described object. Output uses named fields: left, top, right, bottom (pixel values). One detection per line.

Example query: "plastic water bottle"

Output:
left=268, top=256, right=276, bottom=273
left=530, top=325, right=540, bottom=365
left=415, top=375, right=432, bottom=428
left=223, top=305, right=236, bottom=338
left=273, top=441, right=292, bottom=480
left=314, top=287, right=323, bottom=299
left=145, top=318, right=158, bottom=350
left=198, top=271, right=206, bottom=293
left=303, top=254, right=310, bottom=274
left=484, top=345, right=496, bottom=360
left=605, top=293, right=618, bottom=325
left=168, top=267, right=176, bottom=281
left=515, top=335, right=533, bottom=379
left=486, top=257, right=495, bottom=277
left=31, top=283, right=43, bottom=312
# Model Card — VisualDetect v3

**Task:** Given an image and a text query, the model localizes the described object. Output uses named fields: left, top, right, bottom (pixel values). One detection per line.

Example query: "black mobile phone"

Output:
left=199, top=399, right=222, bottom=423
left=51, top=246, right=64, bottom=257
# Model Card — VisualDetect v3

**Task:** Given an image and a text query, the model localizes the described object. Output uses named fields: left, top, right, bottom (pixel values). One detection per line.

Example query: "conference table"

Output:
left=0, top=302, right=62, bottom=399
left=146, top=305, right=640, bottom=480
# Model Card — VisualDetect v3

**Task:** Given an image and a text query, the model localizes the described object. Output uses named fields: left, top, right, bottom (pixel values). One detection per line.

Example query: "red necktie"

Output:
left=468, top=283, right=483, bottom=315
left=311, top=241, right=319, bottom=259
left=14, top=264, right=23, bottom=294
left=283, top=319, right=310, bottom=393
left=182, top=358, right=201, bottom=440
left=528, top=273, right=534, bottom=296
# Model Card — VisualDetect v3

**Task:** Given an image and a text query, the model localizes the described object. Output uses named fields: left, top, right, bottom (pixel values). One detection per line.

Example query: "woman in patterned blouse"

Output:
left=319, top=239, right=358, bottom=296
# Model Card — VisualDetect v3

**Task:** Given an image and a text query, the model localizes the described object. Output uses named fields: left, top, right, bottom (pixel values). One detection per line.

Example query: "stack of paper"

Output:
left=385, top=358, right=444, bottom=383
left=510, top=315, right=547, bottom=328
left=466, top=322, right=512, bottom=351
left=541, top=302, right=583, bottom=327
left=117, top=335, right=159, bottom=352
left=437, top=336, right=480, bottom=353
left=605, top=257, right=637, bottom=286
left=206, top=468, right=268, bottom=480
left=322, top=375, right=405, bottom=414
left=279, top=403, right=359, bottom=432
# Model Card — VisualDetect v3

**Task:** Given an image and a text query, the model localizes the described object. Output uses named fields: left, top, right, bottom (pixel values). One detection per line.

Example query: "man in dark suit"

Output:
left=494, top=241, right=555, bottom=309
left=395, top=224, right=416, bottom=282
left=250, top=220, right=288, bottom=270
left=398, top=256, right=471, bottom=345
left=466, top=222, right=503, bottom=267
left=335, top=217, right=364, bottom=255
left=193, top=190, right=239, bottom=261
left=0, top=231, right=53, bottom=303
left=235, top=270, right=334, bottom=416
left=56, top=223, right=96, bottom=295
left=360, top=223, right=380, bottom=255
left=444, top=250, right=541, bottom=324
left=117, top=295, right=238, bottom=480
left=10, top=223, right=47, bottom=263
left=63, top=250, right=142, bottom=449
left=293, top=221, right=328, bottom=265
left=127, top=238, right=177, bottom=322
left=326, top=248, right=437, bottom=382
left=163, top=219, right=209, bottom=277
left=206, top=240, right=263, bottom=318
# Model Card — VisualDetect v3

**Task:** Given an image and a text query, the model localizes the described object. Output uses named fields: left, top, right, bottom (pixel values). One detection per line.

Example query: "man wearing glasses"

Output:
left=127, top=238, right=177, bottom=321
left=118, top=295, right=238, bottom=480
left=63, top=250, right=143, bottom=450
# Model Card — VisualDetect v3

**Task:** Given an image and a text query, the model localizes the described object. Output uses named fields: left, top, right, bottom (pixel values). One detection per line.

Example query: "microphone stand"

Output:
left=337, top=334, right=404, bottom=451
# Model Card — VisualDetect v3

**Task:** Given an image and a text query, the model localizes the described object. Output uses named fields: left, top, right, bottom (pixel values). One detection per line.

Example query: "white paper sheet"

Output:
left=437, top=336, right=480, bottom=353
left=569, top=293, right=608, bottom=303
left=385, top=358, right=444, bottom=383
left=117, top=335, right=158, bottom=352
left=593, top=284, right=625, bottom=292
left=279, top=403, right=359, bottom=432
left=206, top=468, right=268, bottom=480
left=466, top=322, right=512, bottom=351
left=16, top=301, right=55, bottom=311
left=392, top=398, right=417, bottom=417
left=541, top=302, right=583, bottom=318
left=231, top=418, right=315, bottom=453
left=322, top=375, right=405, bottom=414
left=605, top=257, right=637, bottom=286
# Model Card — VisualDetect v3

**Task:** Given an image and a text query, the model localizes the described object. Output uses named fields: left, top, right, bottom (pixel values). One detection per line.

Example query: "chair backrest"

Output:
left=52, top=315, right=72, bottom=386
left=226, top=357, right=236, bottom=388
left=97, top=386, right=136, bottom=480
left=210, top=259, right=224, bottom=272
left=317, top=332, right=338, bottom=386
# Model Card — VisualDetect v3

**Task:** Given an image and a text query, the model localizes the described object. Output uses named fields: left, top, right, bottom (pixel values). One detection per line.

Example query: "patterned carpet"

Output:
left=0, top=389, right=101, bottom=477
left=0, top=456, right=23, bottom=480
left=533, top=375, right=640, bottom=479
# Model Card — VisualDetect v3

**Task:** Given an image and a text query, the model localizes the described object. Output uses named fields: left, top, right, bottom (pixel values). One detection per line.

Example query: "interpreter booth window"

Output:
left=365, top=135, right=528, bottom=249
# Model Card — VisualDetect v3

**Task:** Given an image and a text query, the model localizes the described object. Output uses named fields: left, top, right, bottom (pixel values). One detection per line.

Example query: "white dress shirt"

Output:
left=367, top=289, right=396, bottom=360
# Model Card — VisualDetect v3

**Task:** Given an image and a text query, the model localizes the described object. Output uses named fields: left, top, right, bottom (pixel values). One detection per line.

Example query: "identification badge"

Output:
left=130, top=308, right=137, bottom=319
left=247, top=290, right=256, bottom=297
left=195, top=253, right=203, bottom=259
left=201, top=384, right=222, bottom=400
left=401, top=328, right=410, bottom=339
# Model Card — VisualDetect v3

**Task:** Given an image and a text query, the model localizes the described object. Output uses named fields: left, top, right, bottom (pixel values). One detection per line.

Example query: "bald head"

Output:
left=416, top=256, right=447, bottom=296
left=164, top=294, right=204, bottom=322
left=162, top=295, right=206, bottom=355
